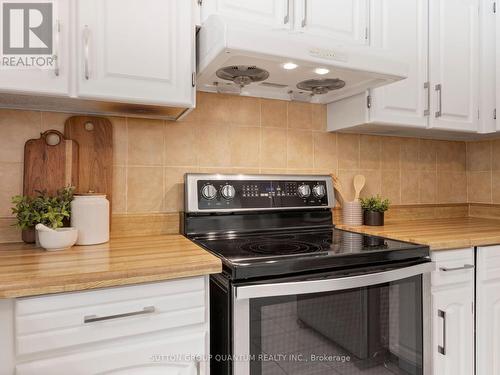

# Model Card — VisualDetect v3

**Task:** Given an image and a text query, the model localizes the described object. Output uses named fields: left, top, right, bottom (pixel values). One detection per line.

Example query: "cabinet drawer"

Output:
left=431, top=248, right=474, bottom=287
left=15, top=276, right=207, bottom=356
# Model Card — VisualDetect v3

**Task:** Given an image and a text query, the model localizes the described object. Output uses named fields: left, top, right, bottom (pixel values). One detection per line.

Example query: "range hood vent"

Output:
left=297, top=78, right=346, bottom=95
left=216, top=65, right=269, bottom=87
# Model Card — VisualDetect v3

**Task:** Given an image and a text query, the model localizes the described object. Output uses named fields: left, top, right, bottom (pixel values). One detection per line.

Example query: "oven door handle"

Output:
left=235, top=261, right=435, bottom=300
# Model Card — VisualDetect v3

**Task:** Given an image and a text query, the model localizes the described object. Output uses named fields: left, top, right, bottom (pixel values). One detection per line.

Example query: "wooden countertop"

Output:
left=337, top=217, right=500, bottom=251
left=0, top=235, right=221, bottom=298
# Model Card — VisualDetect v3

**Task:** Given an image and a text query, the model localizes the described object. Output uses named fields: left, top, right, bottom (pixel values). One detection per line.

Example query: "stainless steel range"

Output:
left=182, top=173, right=433, bottom=375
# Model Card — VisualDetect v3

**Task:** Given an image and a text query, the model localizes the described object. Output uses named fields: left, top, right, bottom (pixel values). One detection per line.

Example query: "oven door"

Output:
left=233, top=261, right=434, bottom=375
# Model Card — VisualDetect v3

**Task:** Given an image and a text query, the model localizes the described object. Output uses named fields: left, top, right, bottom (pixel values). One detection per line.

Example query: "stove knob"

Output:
left=221, top=184, right=236, bottom=200
left=313, top=184, right=326, bottom=198
left=201, top=184, right=217, bottom=200
left=297, top=184, right=311, bottom=198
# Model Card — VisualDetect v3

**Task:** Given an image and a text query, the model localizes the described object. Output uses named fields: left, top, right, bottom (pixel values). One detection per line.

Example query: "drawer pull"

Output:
left=438, top=309, right=446, bottom=355
left=84, top=306, right=155, bottom=323
left=439, top=264, right=474, bottom=272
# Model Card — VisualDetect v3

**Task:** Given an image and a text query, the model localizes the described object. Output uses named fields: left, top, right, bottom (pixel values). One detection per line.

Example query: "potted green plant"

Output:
left=360, top=195, right=390, bottom=226
left=11, top=187, right=75, bottom=243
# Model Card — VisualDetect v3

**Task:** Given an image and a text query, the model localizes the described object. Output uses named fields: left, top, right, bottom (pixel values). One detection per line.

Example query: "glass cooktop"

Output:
left=192, top=229, right=429, bottom=280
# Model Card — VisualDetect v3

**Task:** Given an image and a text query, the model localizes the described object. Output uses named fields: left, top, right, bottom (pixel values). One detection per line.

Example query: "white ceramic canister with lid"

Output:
left=71, top=194, right=110, bottom=245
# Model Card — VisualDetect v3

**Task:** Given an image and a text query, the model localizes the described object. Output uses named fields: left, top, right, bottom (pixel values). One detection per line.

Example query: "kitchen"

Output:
left=0, top=0, right=498, bottom=374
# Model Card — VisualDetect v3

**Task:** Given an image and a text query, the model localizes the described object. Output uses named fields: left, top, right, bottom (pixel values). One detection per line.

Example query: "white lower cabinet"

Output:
left=476, top=245, right=500, bottom=375
left=430, top=248, right=474, bottom=375
left=3, top=276, right=209, bottom=375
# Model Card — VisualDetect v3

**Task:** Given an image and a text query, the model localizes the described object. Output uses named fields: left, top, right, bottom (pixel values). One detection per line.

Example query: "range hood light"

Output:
left=314, top=68, right=330, bottom=75
left=283, top=62, right=298, bottom=70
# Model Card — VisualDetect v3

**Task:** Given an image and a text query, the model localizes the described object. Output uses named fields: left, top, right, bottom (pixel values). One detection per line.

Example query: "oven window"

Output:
left=249, top=275, right=422, bottom=375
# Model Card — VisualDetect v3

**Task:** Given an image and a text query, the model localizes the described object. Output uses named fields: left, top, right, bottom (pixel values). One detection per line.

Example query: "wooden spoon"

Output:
left=331, top=174, right=347, bottom=205
left=353, top=174, right=366, bottom=201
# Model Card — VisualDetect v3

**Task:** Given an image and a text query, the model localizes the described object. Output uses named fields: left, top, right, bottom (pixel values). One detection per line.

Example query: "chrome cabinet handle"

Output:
left=438, top=309, right=446, bottom=355
left=284, top=0, right=290, bottom=24
left=53, top=20, right=60, bottom=77
left=424, top=82, right=430, bottom=116
left=301, top=0, right=308, bottom=27
left=84, top=306, right=155, bottom=323
left=83, top=25, right=90, bottom=80
left=435, top=84, right=442, bottom=117
left=439, top=264, right=474, bottom=272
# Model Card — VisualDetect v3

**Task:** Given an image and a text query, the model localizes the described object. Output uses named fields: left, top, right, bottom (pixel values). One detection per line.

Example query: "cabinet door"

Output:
left=431, top=286, right=474, bottom=375
left=476, top=246, right=500, bottom=375
left=75, top=0, right=195, bottom=107
left=369, top=0, right=429, bottom=128
left=295, top=0, right=369, bottom=45
left=16, top=330, right=206, bottom=375
left=0, top=0, right=70, bottom=96
left=428, top=0, right=479, bottom=132
left=201, top=0, right=290, bottom=29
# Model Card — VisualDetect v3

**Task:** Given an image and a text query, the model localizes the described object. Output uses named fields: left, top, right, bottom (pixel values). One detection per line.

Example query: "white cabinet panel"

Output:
left=428, top=0, right=479, bottom=132
left=476, top=245, right=500, bottom=375
left=369, top=0, right=428, bottom=128
left=295, top=0, right=369, bottom=45
left=16, top=331, right=205, bottom=375
left=75, top=0, right=194, bottom=107
left=0, top=0, right=70, bottom=96
left=201, top=0, right=289, bottom=29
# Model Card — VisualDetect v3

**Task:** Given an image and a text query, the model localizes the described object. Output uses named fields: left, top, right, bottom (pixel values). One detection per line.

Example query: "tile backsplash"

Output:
left=0, top=92, right=472, bottom=242
left=466, top=140, right=500, bottom=203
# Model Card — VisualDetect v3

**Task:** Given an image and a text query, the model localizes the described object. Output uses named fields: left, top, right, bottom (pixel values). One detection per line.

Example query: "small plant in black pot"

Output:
left=360, top=195, right=390, bottom=226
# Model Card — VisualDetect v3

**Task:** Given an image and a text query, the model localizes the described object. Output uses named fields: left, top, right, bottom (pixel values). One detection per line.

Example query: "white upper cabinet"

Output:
left=75, top=0, right=195, bottom=107
left=293, top=0, right=369, bottom=45
left=428, top=0, right=479, bottom=132
left=369, top=0, right=429, bottom=128
left=0, top=0, right=70, bottom=96
left=200, top=0, right=290, bottom=29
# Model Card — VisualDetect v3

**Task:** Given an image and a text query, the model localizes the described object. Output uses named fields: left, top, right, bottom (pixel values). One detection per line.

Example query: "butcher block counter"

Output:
left=337, top=217, right=500, bottom=251
left=0, top=235, right=221, bottom=298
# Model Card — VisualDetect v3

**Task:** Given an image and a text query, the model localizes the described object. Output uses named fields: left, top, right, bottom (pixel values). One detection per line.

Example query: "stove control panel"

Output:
left=185, top=174, right=334, bottom=212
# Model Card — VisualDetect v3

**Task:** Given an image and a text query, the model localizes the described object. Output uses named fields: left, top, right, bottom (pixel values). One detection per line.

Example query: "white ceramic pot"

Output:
left=37, top=227, right=78, bottom=251
left=71, top=194, right=110, bottom=245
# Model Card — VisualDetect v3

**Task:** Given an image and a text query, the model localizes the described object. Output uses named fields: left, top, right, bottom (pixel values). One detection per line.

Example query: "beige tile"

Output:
left=126, top=167, right=164, bottom=212
left=288, top=102, right=312, bottom=130
left=127, top=118, right=164, bottom=166
left=260, top=168, right=289, bottom=175
left=401, top=169, right=420, bottom=204
left=261, top=128, right=287, bottom=169
left=380, top=136, right=401, bottom=170
left=490, top=139, right=500, bottom=171
left=492, top=171, right=500, bottom=203
left=467, top=141, right=491, bottom=172
left=337, top=133, right=359, bottom=170
left=400, top=138, right=419, bottom=170
left=0, top=162, right=23, bottom=216
left=313, top=132, right=336, bottom=171
left=261, top=99, right=287, bottom=128
left=182, top=91, right=229, bottom=124
left=419, top=171, right=437, bottom=204
left=112, top=117, right=128, bottom=166
left=287, top=130, right=313, bottom=169
left=467, top=171, right=492, bottom=203
left=419, top=139, right=437, bottom=171
left=437, top=172, right=467, bottom=203
left=196, top=124, right=231, bottom=167
left=229, top=127, right=260, bottom=167
left=358, top=170, right=381, bottom=199
left=0, top=109, right=41, bottom=163
left=226, top=95, right=260, bottom=126
left=437, top=141, right=466, bottom=172
left=164, top=121, right=197, bottom=166
left=360, top=135, right=381, bottom=170
left=164, top=167, right=197, bottom=212
left=311, top=104, right=327, bottom=131
left=381, top=170, right=401, bottom=205
left=112, top=166, right=127, bottom=213
left=41, top=111, right=74, bottom=133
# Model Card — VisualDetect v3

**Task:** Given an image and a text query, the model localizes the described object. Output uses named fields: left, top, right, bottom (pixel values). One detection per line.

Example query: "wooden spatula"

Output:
left=354, top=174, right=366, bottom=201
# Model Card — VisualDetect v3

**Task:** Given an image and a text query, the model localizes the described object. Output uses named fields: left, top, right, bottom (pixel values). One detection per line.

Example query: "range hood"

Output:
left=197, top=16, right=408, bottom=103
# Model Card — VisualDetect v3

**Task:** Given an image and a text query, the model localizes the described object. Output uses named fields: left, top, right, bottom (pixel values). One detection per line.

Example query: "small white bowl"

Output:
left=37, top=227, right=78, bottom=251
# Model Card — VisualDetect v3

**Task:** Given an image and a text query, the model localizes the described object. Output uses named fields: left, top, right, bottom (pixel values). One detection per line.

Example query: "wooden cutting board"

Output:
left=64, top=116, right=113, bottom=207
left=24, top=130, right=79, bottom=197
